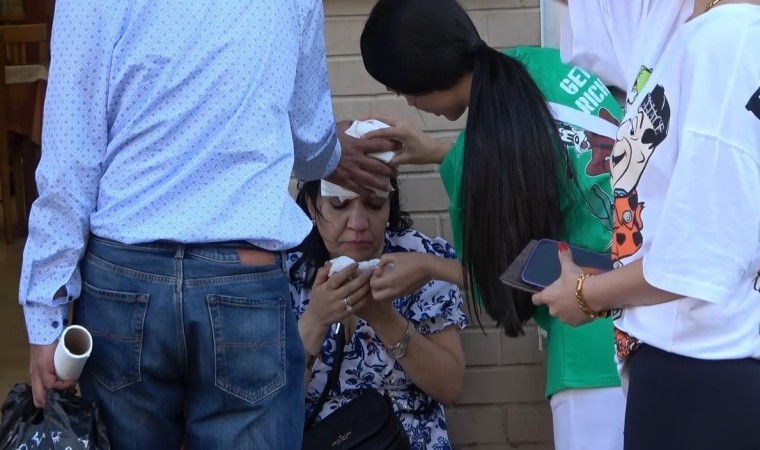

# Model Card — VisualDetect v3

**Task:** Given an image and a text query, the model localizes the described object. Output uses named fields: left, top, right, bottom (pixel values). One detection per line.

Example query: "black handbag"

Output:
left=302, top=323, right=410, bottom=450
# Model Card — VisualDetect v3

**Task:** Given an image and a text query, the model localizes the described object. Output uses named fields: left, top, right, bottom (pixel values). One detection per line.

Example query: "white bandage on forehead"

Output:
left=320, top=120, right=396, bottom=202
left=320, top=180, right=392, bottom=202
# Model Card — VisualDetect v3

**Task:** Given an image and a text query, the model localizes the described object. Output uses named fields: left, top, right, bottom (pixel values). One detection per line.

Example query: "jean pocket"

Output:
left=78, top=281, right=149, bottom=391
left=207, top=293, right=286, bottom=405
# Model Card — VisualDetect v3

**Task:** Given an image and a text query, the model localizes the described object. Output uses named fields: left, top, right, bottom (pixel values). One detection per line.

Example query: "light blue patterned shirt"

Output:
left=20, top=0, right=341, bottom=344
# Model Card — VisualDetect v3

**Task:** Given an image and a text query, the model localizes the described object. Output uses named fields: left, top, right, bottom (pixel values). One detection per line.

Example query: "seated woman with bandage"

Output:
left=287, top=125, right=467, bottom=448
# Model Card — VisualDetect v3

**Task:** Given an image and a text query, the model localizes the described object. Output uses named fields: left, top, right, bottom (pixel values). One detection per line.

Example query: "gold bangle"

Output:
left=574, top=273, right=610, bottom=319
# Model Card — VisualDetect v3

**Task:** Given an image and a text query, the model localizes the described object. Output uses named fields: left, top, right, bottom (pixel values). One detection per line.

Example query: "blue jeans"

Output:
left=75, top=236, right=305, bottom=449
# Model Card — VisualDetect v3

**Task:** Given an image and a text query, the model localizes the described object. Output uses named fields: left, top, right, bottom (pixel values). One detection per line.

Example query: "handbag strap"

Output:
left=304, top=322, right=347, bottom=429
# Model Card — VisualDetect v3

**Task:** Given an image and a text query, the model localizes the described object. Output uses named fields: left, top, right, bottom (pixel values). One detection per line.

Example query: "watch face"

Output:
left=387, top=321, right=415, bottom=359
left=388, top=346, right=405, bottom=359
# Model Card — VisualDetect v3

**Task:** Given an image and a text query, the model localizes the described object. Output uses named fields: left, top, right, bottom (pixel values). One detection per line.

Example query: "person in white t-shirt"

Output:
left=534, top=1, right=760, bottom=449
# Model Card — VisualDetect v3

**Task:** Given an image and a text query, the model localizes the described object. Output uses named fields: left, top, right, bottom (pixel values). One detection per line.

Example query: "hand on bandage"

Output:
left=322, top=120, right=396, bottom=201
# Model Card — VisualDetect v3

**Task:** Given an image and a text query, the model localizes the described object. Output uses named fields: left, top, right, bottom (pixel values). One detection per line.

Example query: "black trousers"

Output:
left=624, top=344, right=760, bottom=450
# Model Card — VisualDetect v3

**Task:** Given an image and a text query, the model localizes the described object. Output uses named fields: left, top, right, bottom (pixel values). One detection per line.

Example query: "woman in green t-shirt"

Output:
left=358, top=0, right=624, bottom=448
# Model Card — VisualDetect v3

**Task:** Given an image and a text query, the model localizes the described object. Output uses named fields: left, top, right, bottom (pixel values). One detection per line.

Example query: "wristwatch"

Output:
left=387, top=321, right=416, bottom=359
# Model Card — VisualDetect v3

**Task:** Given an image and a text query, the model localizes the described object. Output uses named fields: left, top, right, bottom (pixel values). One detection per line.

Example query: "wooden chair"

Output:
left=0, top=30, right=24, bottom=244
left=2, top=23, right=48, bottom=66
left=0, top=0, right=26, bottom=24
left=0, top=24, right=48, bottom=243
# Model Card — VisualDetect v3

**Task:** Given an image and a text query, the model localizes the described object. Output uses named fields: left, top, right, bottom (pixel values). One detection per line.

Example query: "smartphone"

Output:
left=498, top=240, right=541, bottom=294
left=520, top=239, right=612, bottom=289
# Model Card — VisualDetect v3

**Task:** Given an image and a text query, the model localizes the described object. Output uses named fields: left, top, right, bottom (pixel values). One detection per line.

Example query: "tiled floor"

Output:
left=0, top=234, right=29, bottom=398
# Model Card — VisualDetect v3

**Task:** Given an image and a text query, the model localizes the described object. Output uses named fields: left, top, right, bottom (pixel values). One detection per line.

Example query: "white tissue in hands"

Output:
left=358, top=259, right=381, bottom=272
left=344, top=119, right=395, bottom=164
left=345, top=119, right=389, bottom=137
left=328, top=256, right=380, bottom=277
left=328, top=256, right=355, bottom=276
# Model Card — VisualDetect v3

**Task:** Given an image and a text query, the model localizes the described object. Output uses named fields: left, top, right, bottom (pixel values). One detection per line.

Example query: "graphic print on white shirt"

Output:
left=747, top=86, right=760, bottom=300
left=747, top=86, right=760, bottom=121
left=626, top=66, right=653, bottom=111
left=563, top=0, right=760, bottom=363
left=611, top=84, right=671, bottom=268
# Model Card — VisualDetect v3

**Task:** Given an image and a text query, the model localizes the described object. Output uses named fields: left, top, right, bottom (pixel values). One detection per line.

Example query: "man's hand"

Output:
left=328, top=120, right=397, bottom=196
left=30, top=342, right=77, bottom=408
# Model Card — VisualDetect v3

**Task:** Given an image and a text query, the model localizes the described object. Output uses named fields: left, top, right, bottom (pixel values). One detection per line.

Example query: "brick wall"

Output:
left=321, top=1, right=554, bottom=448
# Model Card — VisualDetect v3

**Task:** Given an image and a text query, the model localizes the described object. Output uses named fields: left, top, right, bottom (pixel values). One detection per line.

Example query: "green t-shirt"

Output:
left=439, top=47, right=622, bottom=398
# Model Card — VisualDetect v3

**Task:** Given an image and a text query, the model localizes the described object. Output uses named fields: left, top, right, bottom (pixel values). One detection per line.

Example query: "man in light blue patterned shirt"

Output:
left=19, top=1, right=394, bottom=447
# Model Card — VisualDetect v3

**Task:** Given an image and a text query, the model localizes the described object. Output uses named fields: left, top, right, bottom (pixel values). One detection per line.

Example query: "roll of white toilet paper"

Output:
left=54, top=325, right=93, bottom=381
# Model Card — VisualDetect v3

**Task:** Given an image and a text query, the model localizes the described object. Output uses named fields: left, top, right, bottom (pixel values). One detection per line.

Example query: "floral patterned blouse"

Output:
left=287, top=229, right=468, bottom=450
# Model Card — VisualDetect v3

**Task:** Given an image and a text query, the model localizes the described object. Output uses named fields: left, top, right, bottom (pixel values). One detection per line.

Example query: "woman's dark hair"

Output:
left=290, top=178, right=413, bottom=288
left=361, top=0, right=572, bottom=336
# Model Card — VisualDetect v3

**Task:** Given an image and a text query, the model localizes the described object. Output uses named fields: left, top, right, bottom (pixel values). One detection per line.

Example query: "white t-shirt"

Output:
left=563, top=1, right=760, bottom=361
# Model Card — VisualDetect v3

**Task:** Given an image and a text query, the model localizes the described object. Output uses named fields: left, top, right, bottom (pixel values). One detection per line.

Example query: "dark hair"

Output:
left=290, top=178, right=413, bottom=288
left=361, top=0, right=571, bottom=336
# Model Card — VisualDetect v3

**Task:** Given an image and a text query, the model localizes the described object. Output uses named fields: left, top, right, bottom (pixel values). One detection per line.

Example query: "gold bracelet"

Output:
left=574, top=273, right=610, bottom=319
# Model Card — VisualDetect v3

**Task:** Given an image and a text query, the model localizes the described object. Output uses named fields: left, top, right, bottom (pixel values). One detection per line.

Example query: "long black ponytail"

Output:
left=361, top=0, right=569, bottom=336
left=463, top=45, right=566, bottom=336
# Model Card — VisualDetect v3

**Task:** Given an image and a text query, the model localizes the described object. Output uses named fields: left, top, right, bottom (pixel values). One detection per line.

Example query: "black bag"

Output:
left=0, top=384, right=110, bottom=450
left=302, top=323, right=410, bottom=450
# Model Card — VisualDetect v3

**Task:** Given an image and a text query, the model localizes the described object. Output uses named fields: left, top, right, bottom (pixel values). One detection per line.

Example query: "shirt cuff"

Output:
left=321, top=140, right=342, bottom=180
left=23, top=304, right=69, bottom=345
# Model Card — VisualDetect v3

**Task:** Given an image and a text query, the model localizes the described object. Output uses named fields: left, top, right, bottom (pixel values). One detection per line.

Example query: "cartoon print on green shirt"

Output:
left=557, top=107, right=619, bottom=241
left=558, top=107, right=620, bottom=178
left=587, top=183, right=613, bottom=239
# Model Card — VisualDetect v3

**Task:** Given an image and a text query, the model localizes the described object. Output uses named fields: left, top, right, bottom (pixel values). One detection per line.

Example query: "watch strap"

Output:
left=389, top=320, right=416, bottom=359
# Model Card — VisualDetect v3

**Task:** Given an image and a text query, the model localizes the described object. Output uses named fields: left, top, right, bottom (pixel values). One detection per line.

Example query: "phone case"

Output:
left=498, top=240, right=542, bottom=294
left=520, top=239, right=613, bottom=289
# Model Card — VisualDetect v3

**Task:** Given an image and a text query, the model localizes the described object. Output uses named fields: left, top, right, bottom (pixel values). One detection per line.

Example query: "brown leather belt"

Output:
left=236, top=248, right=276, bottom=266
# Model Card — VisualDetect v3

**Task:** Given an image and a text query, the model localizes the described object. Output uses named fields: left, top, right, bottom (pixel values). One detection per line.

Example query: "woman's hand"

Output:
left=370, top=252, right=434, bottom=302
left=359, top=113, right=451, bottom=166
left=351, top=290, right=398, bottom=326
left=299, top=263, right=373, bottom=356
left=531, top=244, right=593, bottom=327
left=304, top=263, right=373, bottom=325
